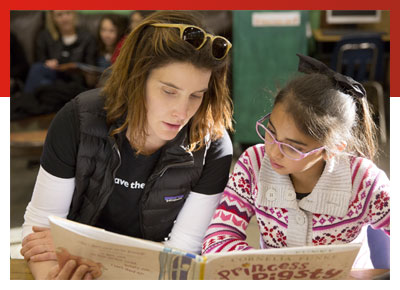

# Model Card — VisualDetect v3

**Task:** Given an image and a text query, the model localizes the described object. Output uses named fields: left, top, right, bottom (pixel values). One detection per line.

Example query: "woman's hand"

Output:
left=45, top=59, right=59, bottom=69
left=20, top=226, right=57, bottom=262
left=46, top=260, right=93, bottom=280
left=57, top=247, right=103, bottom=279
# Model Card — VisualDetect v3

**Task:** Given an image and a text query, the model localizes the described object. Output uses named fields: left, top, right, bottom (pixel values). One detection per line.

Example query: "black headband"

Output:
left=296, top=53, right=366, bottom=99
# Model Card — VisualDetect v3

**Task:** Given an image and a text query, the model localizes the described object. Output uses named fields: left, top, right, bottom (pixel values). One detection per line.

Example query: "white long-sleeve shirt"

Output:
left=23, top=166, right=221, bottom=254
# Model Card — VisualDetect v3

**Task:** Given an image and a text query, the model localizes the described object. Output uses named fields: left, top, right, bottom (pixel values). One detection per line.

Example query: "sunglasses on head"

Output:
left=151, top=23, right=232, bottom=60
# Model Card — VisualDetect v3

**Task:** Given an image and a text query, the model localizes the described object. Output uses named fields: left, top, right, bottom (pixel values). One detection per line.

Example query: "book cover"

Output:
left=49, top=216, right=361, bottom=280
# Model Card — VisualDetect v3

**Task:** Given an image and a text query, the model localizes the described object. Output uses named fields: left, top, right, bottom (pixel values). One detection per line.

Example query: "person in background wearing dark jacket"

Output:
left=20, top=10, right=233, bottom=279
left=10, top=32, right=29, bottom=94
left=23, top=10, right=97, bottom=93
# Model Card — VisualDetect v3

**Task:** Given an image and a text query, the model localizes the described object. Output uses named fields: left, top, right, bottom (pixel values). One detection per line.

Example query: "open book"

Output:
left=55, top=62, right=105, bottom=74
left=49, top=216, right=361, bottom=280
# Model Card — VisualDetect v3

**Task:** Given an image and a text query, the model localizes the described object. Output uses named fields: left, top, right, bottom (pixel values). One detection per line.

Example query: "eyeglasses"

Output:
left=151, top=23, right=232, bottom=60
left=256, top=113, right=325, bottom=161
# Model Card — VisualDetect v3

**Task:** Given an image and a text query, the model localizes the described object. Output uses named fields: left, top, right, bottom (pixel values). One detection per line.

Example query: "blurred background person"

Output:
left=10, top=32, right=29, bottom=94
left=23, top=10, right=97, bottom=93
left=96, top=13, right=128, bottom=70
left=110, top=10, right=152, bottom=64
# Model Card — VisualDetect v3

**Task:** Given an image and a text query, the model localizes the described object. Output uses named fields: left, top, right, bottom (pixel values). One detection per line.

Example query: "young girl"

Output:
left=202, top=54, right=390, bottom=258
left=20, top=11, right=233, bottom=279
left=96, top=14, right=127, bottom=70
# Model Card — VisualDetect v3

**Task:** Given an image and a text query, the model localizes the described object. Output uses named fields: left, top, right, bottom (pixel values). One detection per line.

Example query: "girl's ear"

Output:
left=323, top=141, right=347, bottom=161
left=336, top=141, right=347, bottom=152
left=323, top=151, right=333, bottom=161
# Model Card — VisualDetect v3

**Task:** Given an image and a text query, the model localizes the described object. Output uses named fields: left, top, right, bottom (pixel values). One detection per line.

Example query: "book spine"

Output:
left=198, top=256, right=207, bottom=280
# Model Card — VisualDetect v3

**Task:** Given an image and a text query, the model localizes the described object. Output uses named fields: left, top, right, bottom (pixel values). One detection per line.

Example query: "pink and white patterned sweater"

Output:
left=202, top=144, right=390, bottom=254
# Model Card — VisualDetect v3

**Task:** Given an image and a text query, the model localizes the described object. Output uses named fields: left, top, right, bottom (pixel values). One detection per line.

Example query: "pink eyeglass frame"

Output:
left=256, top=113, right=325, bottom=161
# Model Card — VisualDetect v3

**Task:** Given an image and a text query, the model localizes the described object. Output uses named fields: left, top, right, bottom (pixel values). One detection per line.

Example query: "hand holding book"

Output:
left=56, top=247, right=102, bottom=279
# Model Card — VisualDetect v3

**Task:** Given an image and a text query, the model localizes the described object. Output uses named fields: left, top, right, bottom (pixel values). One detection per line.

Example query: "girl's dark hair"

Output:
left=274, top=73, right=378, bottom=160
left=97, top=14, right=128, bottom=54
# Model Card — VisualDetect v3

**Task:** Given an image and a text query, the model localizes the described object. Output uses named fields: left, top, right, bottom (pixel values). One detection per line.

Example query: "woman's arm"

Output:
left=164, top=191, right=222, bottom=254
left=22, top=166, right=75, bottom=239
left=34, top=30, right=51, bottom=63
left=20, top=99, right=81, bottom=278
left=164, top=130, right=234, bottom=254
left=21, top=166, right=75, bottom=278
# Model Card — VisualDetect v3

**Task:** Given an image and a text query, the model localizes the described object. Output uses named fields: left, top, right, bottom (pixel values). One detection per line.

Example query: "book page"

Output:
left=203, top=244, right=361, bottom=280
left=49, top=216, right=202, bottom=280
left=49, top=216, right=163, bottom=251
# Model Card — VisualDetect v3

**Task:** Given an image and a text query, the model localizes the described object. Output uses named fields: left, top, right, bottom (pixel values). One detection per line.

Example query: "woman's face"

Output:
left=143, top=62, right=211, bottom=152
left=264, top=102, right=326, bottom=178
left=100, top=19, right=118, bottom=48
left=52, top=10, right=76, bottom=34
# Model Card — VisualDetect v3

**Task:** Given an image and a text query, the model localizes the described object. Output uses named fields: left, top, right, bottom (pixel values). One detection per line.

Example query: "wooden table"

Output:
left=10, top=259, right=389, bottom=280
left=349, top=268, right=389, bottom=280
left=10, top=259, right=34, bottom=280
left=10, top=130, right=48, bottom=147
left=10, top=113, right=54, bottom=158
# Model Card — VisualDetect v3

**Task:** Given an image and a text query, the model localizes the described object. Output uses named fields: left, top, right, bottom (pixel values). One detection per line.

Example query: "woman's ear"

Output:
left=323, top=141, right=347, bottom=161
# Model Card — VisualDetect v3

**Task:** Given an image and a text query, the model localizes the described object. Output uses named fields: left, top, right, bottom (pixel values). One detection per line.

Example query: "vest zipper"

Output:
left=160, top=160, right=194, bottom=176
left=148, top=160, right=194, bottom=183
left=91, top=139, right=122, bottom=225
left=139, top=159, right=194, bottom=240
left=112, top=142, right=122, bottom=178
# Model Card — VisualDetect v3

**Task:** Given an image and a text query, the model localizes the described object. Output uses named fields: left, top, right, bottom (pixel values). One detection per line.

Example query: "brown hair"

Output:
left=274, top=73, right=378, bottom=160
left=102, top=11, right=233, bottom=154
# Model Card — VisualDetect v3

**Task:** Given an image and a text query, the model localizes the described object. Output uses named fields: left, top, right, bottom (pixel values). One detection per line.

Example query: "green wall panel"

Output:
left=232, top=10, right=308, bottom=145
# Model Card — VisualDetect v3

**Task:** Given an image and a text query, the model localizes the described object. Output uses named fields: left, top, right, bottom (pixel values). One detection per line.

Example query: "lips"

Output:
left=270, top=159, right=284, bottom=169
left=163, top=122, right=181, bottom=131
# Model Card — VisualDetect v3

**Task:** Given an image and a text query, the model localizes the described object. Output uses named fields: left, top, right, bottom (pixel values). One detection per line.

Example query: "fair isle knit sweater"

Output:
left=202, top=144, right=390, bottom=254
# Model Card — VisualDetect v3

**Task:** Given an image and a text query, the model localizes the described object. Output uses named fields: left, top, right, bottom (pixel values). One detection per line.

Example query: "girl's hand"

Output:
left=20, top=226, right=57, bottom=262
left=46, top=260, right=93, bottom=280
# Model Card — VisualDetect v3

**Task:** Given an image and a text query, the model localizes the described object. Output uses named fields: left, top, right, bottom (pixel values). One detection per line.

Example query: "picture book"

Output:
left=49, top=216, right=361, bottom=280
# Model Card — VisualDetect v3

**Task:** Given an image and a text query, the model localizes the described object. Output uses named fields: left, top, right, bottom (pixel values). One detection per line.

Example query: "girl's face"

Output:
left=100, top=19, right=118, bottom=48
left=143, top=62, right=211, bottom=152
left=264, top=102, right=326, bottom=177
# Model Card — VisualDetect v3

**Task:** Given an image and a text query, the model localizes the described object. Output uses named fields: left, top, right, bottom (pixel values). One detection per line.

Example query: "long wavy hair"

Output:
left=102, top=11, right=233, bottom=154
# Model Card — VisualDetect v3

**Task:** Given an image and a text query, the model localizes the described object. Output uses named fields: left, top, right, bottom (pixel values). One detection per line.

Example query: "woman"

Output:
left=20, top=11, right=234, bottom=279
left=23, top=10, right=97, bottom=93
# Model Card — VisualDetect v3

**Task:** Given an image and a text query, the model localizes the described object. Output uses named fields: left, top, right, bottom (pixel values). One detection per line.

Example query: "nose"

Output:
left=267, top=142, right=284, bottom=160
left=172, top=97, right=189, bottom=122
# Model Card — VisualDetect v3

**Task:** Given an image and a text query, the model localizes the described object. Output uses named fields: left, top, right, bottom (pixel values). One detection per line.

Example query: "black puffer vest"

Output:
left=66, top=89, right=208, bottom=241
